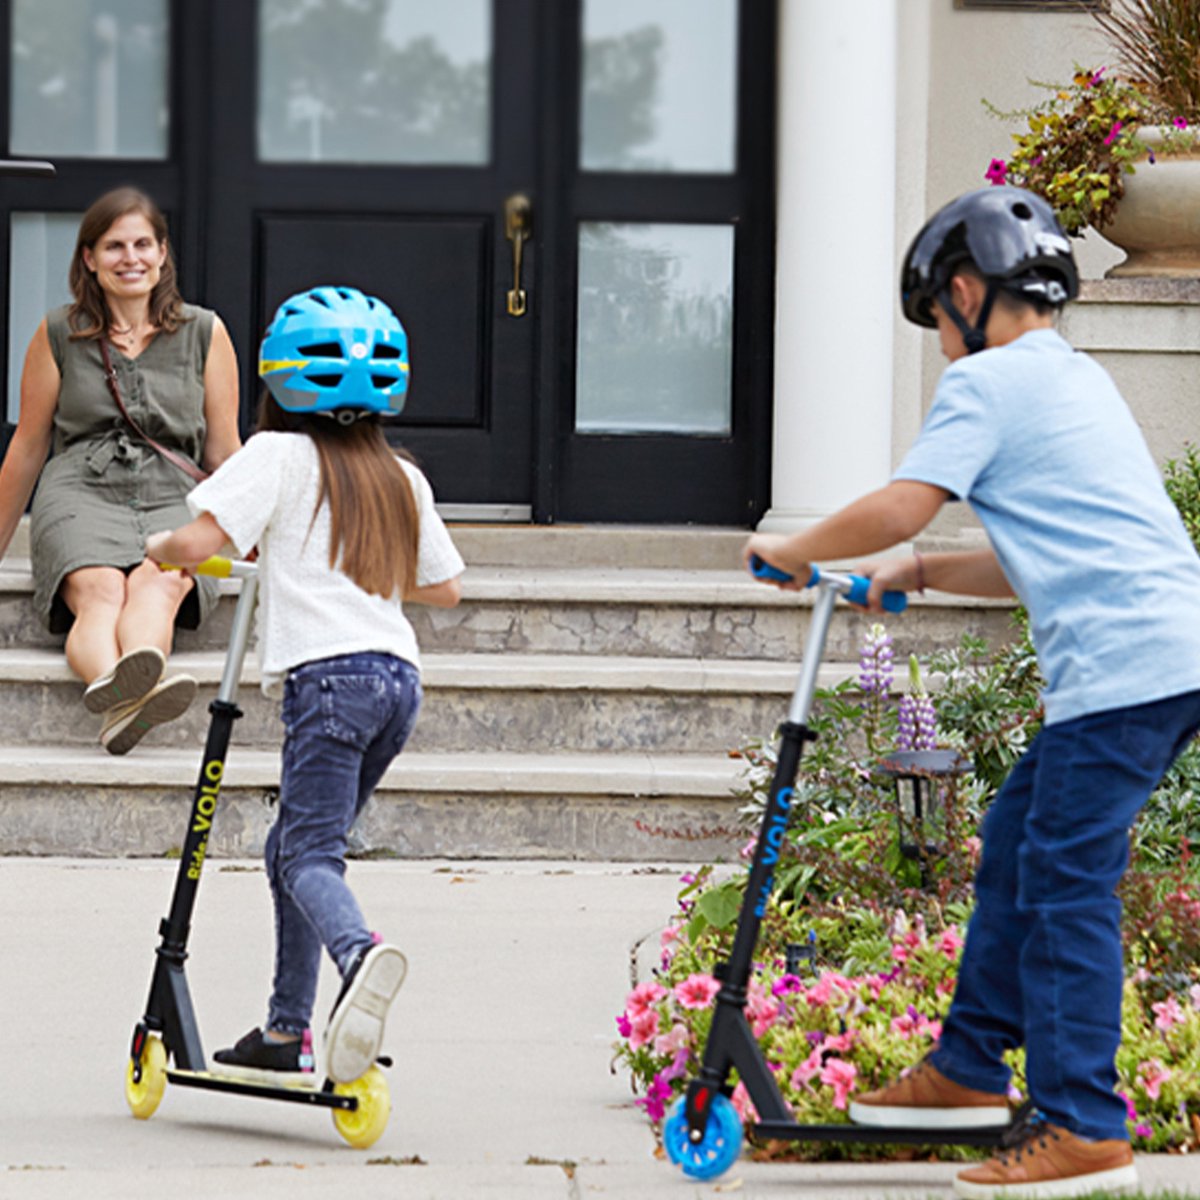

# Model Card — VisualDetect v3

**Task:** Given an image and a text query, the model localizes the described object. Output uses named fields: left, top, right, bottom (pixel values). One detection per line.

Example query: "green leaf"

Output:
left=695, top=883, right=743, bottom=930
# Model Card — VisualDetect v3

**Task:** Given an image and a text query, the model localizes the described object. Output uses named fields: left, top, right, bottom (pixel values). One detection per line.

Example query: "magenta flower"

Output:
left=1090, top=68, right=1106, bottom=86
left=772, top=973, right=804, bottom=997
left=984, top=158, right=1008, bottom=186
left=635, top=1070, right=674, bottom=1122
left=673, top=972, right=721, bottom=1010
left=616, top=1013, right=632, bottom=1038
left=937, top=927, right=965, bottom=960
left=1138, top=1058, right=1171, bottom=1101
left=820, top=1058, right=858, bottom=1110
left=1175, top=117, right=1188, bottom=130
left=1135, top=1121, right=1153, bottom=1138
left=1104, top=120, right=1124, bottom=145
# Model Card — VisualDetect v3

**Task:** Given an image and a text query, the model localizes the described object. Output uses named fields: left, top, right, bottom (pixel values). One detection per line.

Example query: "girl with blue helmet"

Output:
left=146, top=286, right=464, bottom=1086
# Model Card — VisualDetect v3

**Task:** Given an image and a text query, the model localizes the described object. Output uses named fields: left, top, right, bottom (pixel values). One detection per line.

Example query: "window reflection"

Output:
left=576, top=223, right=734, bottom=435
left=258, top=0, right=491, bottom=164
left=581, top=0, right=737, bottom=173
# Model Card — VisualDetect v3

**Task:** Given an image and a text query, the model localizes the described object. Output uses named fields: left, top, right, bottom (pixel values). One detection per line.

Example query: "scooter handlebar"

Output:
left=748, top=555, right=907, bottom=613
left=160, top=555, right=258, bottom=579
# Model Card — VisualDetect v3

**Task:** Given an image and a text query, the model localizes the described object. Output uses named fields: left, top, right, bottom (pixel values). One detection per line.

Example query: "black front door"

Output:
left=0, top=0, right=775, bottom=525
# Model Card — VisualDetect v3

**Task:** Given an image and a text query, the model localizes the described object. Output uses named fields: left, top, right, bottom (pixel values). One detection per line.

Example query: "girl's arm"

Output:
left=0, top=321, right=61, bottom=559
left=145, top=512, right=232, bottom=569
left=407, top=575, right=462, bottom=607
left=200, top=316, right=241, bottom=472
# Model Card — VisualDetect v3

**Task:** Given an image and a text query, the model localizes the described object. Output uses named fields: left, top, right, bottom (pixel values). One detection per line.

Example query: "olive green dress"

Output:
left=30, top=303, right=220, bottom=633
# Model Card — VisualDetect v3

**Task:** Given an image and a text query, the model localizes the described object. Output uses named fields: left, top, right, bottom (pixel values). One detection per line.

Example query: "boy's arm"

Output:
left=862, top=547, right=1014, bottom=606
left=743, top=480, right=950, bottom=584
left=145, top=513, right=233, bottom=569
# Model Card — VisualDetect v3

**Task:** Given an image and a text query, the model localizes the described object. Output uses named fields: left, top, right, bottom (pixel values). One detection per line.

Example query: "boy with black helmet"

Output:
left=746, top=186, right=1200, bottom=1199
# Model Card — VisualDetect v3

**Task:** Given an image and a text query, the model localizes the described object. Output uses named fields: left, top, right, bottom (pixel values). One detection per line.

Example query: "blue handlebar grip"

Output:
left=846, top=574, right=908, bottom=613
left=748, top=554, right=794, bottom=583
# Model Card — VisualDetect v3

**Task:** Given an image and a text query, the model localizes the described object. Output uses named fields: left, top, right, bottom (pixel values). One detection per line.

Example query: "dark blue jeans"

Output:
left=930, top=688, right=1200, bottom=1141
left=265, top=652, right=422, bottom=1035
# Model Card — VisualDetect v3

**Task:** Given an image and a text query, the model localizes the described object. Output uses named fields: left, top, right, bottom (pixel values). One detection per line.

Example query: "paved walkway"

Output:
left=2, top=858, right=1196, bottom=1198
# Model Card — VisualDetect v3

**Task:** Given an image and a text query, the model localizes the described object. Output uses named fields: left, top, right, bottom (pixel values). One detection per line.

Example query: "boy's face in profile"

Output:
left=929, top=296, right=970, bottom=364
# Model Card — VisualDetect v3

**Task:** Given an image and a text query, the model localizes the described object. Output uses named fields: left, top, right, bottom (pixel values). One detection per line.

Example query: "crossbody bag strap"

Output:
left=99, top=337, right=209, bottom=484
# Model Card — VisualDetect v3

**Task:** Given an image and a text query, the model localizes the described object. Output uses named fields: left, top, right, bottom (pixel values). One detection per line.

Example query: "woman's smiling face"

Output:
left=82, top=211, right=167, bottom=303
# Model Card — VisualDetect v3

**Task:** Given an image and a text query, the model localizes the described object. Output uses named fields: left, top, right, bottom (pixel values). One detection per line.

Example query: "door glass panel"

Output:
left=580, top=0, right=737, bottom=173
left=7, top=213, right=79, bottom=423
left=258, top=0, right=491, bottom=164
left=575, top=222, right=733, bottom=435
left=10, top=0, right=168, bottom=158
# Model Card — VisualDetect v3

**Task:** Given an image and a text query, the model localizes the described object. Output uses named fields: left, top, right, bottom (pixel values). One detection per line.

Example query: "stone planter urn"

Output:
left=1104, top=127, right=1200, bottom=277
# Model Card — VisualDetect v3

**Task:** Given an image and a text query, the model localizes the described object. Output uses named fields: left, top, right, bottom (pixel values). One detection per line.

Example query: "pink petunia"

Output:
left=746, top=984, right=779, bottom=1038
left=1152, top=996, right=1184, bottom=1032
left=625, top=980, right=666, bottom=1018
left=731, top=1080, right=758, bottom=1122
left=628, top=1008, right=660, bottom=1050
left=1175, top=117, right=1189, bottom=130
left=1190, top=983, right=1200, bottom=1010
left=772, top=973, right=804, bottom=998
left=985, top=158, right=1008, bottom=186
left=937, top=928, right=964, bottom=960
left=820, top=1058, right=859, bottom=1110
left=1138, top=1058, right=1171, bottom=1101
left=790, top=1046, right=824, bottom=1089
left=823, top=1030, right=857, bottom=1054
left=635, top=1070, right=675, bottom=1123
left=653, top=1022, right=690, bottom=1057
left=805, top=971, right=853, bottom=1007
left=1104, top=120, right=1124, bottom=145
left=674, top=972, right=721, bottom=1010
left=616, top=1013, right=632, bottom=1038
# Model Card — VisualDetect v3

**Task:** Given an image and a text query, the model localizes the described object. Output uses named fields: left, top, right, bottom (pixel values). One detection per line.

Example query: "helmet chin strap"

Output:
left=936, top=282, right=998, bottom=355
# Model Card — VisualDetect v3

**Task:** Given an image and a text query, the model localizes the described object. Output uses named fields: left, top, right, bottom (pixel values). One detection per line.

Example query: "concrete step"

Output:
left=0, top=744, right=747, bottom=861
left=0, top=647, right=868, bottom=754
left=0, top=561, right=1019, bottom=660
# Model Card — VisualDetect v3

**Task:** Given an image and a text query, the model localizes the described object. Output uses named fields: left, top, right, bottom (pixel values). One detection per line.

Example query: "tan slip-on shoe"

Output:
left=100, top=675, right=197, bottom=756
left=848, top=1058, right=1011, bottom=1128
left=324, top=943, right=408, bottom=1084
left=83, top=647, right=166, bottom=714
left=954, top=1121, right=1138, bottom=1199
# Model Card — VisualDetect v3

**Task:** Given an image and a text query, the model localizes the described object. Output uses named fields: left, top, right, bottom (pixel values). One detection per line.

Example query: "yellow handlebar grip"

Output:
left=160, top=556, right=238, bottom=578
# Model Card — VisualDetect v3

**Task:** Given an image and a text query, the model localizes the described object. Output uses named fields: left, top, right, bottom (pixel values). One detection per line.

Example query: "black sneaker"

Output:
left=211, top=1027, right=315, bottom=1085
left=324, top=941, right=407, bottom=1084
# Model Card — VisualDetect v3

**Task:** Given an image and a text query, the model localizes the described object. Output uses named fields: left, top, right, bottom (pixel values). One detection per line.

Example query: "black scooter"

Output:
left=663, top=561, right=1031, bottom=1180
left=123, top=558, right=392, bottom=1148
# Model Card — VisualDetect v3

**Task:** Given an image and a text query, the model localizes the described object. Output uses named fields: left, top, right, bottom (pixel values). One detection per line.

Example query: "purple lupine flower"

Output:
left=858, top=624, right=894, bottom=696
left=897, top=655, right=937, bottom=750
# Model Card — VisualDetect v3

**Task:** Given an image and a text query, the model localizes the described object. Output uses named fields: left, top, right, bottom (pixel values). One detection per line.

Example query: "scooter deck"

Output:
left=754, top=1119, right=1015, bottom=1147
left=166, top=1068, right=357, bottom=1110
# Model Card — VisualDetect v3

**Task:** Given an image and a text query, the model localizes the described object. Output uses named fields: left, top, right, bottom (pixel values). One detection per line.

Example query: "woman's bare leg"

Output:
left=60, top=566, right=127, bottom=683
left=116, top=559, right=194, bottom=659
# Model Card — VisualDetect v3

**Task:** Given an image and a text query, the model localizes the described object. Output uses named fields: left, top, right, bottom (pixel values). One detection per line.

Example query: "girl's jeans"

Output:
left=930, top=687, right=1200, bottom=1141
left=265, top=653, right=422, bottom=1035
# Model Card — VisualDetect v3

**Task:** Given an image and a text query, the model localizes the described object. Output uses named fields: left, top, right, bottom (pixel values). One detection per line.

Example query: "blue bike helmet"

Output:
left=259, top=286, right=409, bottom=420
left=900, top=186, right=1078, bottom=354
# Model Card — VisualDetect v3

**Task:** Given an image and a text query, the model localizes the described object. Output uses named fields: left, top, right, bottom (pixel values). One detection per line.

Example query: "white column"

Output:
left=759, top=0, right=899, bottom=531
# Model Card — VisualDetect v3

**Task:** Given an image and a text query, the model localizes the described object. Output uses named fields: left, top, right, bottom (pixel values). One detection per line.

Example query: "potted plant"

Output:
left=984, top=0, right=1200, bottom=276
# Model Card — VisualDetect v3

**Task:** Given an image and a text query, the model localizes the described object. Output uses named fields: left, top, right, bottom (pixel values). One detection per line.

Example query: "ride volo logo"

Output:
left=753, top=786, right=793, bottom=917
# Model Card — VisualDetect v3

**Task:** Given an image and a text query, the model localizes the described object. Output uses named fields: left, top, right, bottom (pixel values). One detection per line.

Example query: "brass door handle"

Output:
left=505, top=193, right=532, bottom=317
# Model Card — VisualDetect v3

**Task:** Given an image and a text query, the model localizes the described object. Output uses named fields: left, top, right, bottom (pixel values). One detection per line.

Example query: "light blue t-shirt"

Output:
left=894, top=328, right=1200, bottom=725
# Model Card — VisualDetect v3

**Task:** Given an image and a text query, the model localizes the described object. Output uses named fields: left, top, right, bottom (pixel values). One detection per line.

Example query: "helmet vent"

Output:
left=371, top=375, right=398, bottom=389
left=297, top=341, right=342, bottom=357
left=373, top=343, right=403, bottom=359
left=1012, top=202, right=1033, bottom=220
left=307, top=373, right=343, bottom=387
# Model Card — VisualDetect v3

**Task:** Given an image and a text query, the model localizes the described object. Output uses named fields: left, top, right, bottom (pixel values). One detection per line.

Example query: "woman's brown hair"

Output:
left=257, top=395, right=420, bottom=599
left=67, top=186, right=189, bottom=340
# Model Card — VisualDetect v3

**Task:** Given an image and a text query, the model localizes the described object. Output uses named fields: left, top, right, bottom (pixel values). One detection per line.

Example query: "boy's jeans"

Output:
left=264, top=652, right=422, bottom=1035
left=930, top=687, right=1200, bottom=1141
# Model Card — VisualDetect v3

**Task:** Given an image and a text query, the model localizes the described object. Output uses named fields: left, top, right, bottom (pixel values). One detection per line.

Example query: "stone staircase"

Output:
left=0, top=522, right=1017, bottom=861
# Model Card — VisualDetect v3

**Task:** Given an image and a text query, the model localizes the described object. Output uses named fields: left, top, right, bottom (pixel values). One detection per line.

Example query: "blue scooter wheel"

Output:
left=663, top=1093, right=744, bottom=1180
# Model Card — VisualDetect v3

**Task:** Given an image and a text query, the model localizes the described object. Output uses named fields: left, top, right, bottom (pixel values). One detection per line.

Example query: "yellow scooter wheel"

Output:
left=125, top=1036, right=167, bottom=1120
left=331, top=1066, right=390, bottom=1148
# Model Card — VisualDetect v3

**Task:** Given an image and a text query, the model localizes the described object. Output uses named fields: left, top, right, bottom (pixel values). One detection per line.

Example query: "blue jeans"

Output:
left=930, top=688, right=1200, bottom=1141
left=265, top=652, right=422, bottom=1035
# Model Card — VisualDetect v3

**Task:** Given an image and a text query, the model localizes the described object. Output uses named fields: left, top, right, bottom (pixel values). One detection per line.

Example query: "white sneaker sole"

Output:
left=100, top=675, right=197, bottom=755
left=84, top=647, right=166, bottom=713
left=848, top=1100, right=1011, bottom=1128
left=954, top=1162, right=1139, bottom=1199
left=324, top=944, right=407, bottom=1084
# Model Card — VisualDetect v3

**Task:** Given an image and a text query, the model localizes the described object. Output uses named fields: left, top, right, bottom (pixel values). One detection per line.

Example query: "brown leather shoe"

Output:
left=848, top=1058, right=1010, bottom=1128
left=954, top=1121, right=1137, bottom=1198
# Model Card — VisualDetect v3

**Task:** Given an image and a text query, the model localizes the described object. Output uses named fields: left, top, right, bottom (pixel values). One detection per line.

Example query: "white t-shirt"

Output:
left=187, top=431, right=464, bottom=697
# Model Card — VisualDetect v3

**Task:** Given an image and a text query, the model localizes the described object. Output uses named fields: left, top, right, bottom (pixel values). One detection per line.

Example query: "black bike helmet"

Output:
left=900, top=186, right=1079, bottom=354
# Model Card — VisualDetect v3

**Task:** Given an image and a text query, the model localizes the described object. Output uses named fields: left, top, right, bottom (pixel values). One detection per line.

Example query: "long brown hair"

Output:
left=67, top=187, right=189, bottom=340
left=257, top=395, right=420, bottom=598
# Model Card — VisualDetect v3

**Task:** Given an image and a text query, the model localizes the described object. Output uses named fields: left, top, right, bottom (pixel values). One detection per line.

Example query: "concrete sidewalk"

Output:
left=2, top=858, right=1196, bottom=1199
